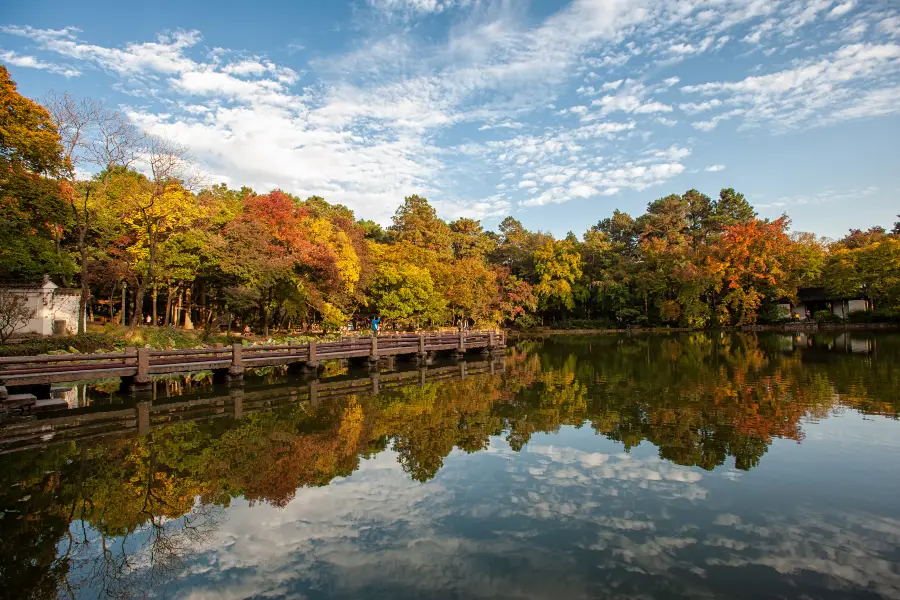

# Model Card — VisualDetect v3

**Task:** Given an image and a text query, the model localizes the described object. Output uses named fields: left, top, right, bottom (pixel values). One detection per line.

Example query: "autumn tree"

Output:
left=533, top=235, right=584, bottom=315
left=389, top=195, right=452, bottom=255
left=709, top=216, right=796, bottom=325
left=45, top=92, right=141, bottom=331
left=0, top=66, right=71, bottom=280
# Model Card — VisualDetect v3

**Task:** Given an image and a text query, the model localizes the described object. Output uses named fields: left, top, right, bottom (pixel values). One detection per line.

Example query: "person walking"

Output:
left=371, top=316, right=381, bottom=337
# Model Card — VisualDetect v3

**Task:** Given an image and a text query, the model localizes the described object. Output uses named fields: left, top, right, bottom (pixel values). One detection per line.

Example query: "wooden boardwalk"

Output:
left=0, top=358, right=504, bottom=455
left=0, top=331, right=504, bottom=399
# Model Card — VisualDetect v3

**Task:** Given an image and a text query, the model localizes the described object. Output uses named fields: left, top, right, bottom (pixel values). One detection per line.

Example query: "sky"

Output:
left=2, top=0, right=899, bottom=239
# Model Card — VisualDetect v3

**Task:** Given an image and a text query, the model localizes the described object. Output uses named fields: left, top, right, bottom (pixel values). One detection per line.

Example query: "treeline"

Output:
left=2, top=65, right=899, bottom=333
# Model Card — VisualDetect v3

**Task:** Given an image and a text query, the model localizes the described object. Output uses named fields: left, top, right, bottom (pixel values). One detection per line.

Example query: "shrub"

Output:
left=0, top=332, right=122, bottom=357
left=813, top=309, right=842, bottom=324
left=847, top=308, right=900, bottom=324
left=757, top=302, right=791, bottom=325
left=512, top=313, right=541, bottom=330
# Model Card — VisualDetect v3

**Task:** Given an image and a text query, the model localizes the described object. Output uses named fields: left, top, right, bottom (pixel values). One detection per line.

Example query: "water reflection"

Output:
left=1, top=331, right=899, bottom=599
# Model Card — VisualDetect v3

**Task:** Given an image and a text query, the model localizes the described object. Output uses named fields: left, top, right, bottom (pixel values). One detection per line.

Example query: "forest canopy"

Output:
left=2, top=65, right=898, bottom=333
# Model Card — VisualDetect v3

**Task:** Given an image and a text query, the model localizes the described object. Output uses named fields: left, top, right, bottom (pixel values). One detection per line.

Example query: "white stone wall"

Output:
left=46, top=291, right=81, bottom=335
left=6, top=289, right=49, bottom=335
left=2, top=284, right=81, bottom=336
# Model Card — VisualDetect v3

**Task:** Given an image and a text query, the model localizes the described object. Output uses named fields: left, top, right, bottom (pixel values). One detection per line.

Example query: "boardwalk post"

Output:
left=133, top=348, right=152, bottom=392
left=372, top=372, right=380, bottom=395
left=369, top=335, right=378, bottom=364
left=307, top=339, right=318, bottom=371
left=231, top=388, right=244, bottom=419
left=308, top=379, right=319, bottom=406
left=489, top=330, right=495, bottom=350
left=460, top=361, right=467, bottom=379
left=137, top=401, right=150, bottom=436
left=229, top=343, right=244, bottom=380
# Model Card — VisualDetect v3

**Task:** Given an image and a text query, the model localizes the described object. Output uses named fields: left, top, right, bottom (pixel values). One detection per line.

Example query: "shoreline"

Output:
left=507, top=322, right=900, bottom=337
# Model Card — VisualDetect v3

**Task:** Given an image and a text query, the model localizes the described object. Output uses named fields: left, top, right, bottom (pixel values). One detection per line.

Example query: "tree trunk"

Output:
left=163, top=282, right=174, bottom=327
left=151, top=284, right=158, bottom=327
left=108, top=284, right=117, bottom=325
left=199, top=283, right=207, bottom=325
left=120, top=284, right=127, bottom=326
left=174, top=289, right=183, bottom=328
left=184, top=286, right=193, bottom=330
left=130, top=280, right=145, bottom=329
left=77, top=224, right=89, bottom=335
left=130, top=222, right=156, bottom=331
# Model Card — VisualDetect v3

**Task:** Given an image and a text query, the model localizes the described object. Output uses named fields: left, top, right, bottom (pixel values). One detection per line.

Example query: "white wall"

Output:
left=46, top=291, right=80, bottom=335
left=848, top=299, right=868, bottom=313
left=2, top=285, right=81, bottom=336
left=6, top=289, right=49, bottom=335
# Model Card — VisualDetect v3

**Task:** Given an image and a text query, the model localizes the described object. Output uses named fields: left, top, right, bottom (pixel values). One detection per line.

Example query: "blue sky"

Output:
left=2, top=0, right=899, bottom=238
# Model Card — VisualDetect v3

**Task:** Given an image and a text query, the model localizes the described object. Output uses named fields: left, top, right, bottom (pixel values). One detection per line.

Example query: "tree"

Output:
left=45, top=92, right=141, bottom=332
left=117, top=137, right=195, bottom=329
left=492, top=268, right=536, bottom=324
left=533, top=237, right=583, bottom=314
left=711, top=188, right=756, bottom=230
left=0, top=289, right=36, bottom=343
left=357, top=219, right=390, bottom=243
left=490, top=217, right=549, bottom=281
left=684, top=189, right=714, bottom=245
left=366, top=241, right=447, bottom=327
left=389, top=195, right=452, bottom=255
left=0, top=67, right=71, bottom=280
left=450, top=218, right=495, bottom=260
left=836, top=226, right=888, bottom=250
left=0, top=66, right=64, bottom=175
left=709, top=216, right=795, bottom=325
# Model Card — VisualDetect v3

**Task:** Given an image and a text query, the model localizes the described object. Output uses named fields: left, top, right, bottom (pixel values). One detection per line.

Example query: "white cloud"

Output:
left=828, top=1, right=856, bottom=19
left=0, top=48, right=80, bottom=76
left=222, top=60, right=268, bottom=76
left=601, top=79, right=624, bottom=91
left=877, top=17, right=900, bottom=36
left=705, top=164, right=726, bottom=172
left=368, top=0, right=465, bottom=16
left=592, top=82, right=673, bottom=116
left=679, top=99, right=723, bottom=114
left=682, top=43, right=900, bottom=131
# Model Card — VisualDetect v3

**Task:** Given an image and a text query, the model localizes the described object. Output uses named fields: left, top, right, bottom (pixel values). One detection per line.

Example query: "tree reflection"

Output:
left=1, top=331, right=898, bottom=597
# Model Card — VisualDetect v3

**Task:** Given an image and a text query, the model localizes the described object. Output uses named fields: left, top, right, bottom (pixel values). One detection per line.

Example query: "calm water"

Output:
left=2, top=331, right=900, bottom=600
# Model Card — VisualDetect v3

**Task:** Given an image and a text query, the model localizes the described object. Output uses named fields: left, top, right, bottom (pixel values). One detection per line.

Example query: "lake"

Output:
left=2, top=331, right=899, bottom=599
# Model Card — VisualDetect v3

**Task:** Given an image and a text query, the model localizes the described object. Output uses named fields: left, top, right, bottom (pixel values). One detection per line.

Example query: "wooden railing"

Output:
left=0, top=330, right=505, bottom=392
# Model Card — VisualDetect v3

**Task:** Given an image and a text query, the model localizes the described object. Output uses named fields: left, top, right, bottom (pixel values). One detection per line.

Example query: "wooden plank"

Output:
left=149, top=361, right=230, bottom=374
left=0, top=351, right=133, bottom=365
left=1, top=367, right=136, bottom=386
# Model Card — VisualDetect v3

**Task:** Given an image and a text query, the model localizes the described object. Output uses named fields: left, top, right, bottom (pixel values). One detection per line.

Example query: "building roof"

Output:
left=0, top=275, right=78, bottom=293
left=797, top=287, right=866, bottom=303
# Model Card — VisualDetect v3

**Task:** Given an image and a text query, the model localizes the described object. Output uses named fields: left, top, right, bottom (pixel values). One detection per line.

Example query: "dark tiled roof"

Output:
left=797, top=287, right=866, bottom=302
